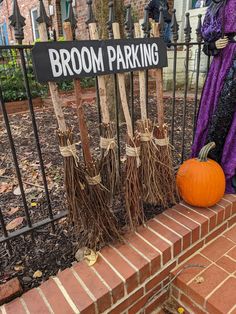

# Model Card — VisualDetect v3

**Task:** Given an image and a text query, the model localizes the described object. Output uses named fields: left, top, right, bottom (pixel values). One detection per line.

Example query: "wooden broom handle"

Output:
left=134, top=23, right=147, bottom=121
left=63, top=22, right=93, bottom=165
left=152, top=23, right=164, bottom=127
left=112, top=22, right=133, bottom=138
left=88, top=23, right=110, bottom=125
left=38, top=23, right=67, bottom=132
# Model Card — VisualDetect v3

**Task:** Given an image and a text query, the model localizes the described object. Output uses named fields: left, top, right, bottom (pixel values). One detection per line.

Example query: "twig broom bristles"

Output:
left=152, top=22, right=179, bottom=206
left=63, top=20, right=122, bottom=250
left=134, top=22, right=164, bottom=207
left=87, top=14, right=119, bottom=200
left=112, top=21, right=144, bottom=229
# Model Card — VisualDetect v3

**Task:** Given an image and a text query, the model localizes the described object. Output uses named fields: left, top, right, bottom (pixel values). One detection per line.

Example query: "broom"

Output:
left=63, top=19, right=122, bottom=250
left=134, top=22, right=164, bottom=207
left=112, top=21, right=144, bottom=229
left=37, top=2, right=83, bottom=226
left=152, top=22, right=179, bottom=206
left=87, top=2, right=119, bottom=199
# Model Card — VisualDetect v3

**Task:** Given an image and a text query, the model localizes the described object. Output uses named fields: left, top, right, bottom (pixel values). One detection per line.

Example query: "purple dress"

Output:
left=192, top=0, right=236, bottom=193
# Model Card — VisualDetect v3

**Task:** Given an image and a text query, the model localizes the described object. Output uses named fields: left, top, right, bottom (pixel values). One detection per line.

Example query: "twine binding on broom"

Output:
left=155, top=137, right=169, bottom=146
left=140, top=132, right=153, bottom=142
left=100, top=137, right=117, bottom=157
left=59, top=141, right=79, bottom=166
left=126, top=145, right=141, bottom=168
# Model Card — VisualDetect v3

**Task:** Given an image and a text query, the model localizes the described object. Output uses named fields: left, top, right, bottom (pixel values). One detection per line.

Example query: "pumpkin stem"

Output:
left=198, top=142, right=216, bottom=162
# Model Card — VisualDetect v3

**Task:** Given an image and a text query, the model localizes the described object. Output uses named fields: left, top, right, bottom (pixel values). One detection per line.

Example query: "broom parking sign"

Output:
left=32, top=37, right=167, bottom=82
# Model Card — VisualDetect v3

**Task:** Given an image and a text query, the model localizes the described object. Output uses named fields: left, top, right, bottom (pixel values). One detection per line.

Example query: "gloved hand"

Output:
left=215, top=36, right=229, bottom=49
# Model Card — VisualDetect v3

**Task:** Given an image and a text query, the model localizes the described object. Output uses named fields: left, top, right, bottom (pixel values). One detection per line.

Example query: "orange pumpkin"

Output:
left=176, top=142, right=226, bottom=207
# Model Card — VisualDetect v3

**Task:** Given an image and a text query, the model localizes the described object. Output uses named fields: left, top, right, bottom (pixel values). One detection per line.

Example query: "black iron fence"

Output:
left=0, top=4, right=210, bottom=253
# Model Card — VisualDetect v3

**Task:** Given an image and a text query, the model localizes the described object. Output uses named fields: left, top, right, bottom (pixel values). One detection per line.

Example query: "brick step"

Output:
left=1, top=195, right=236, bottom=314
left=170, top=223, right=236, bottom=314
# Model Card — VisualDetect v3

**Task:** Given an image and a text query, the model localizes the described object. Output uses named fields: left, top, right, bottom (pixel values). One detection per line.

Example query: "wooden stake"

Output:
left=152, top=23, right=165, bottom=129
left=112, top=23, right=133, bottom=138
left=88, top=22, right=110, bottom=124
left=63, top=21, right=93, bottom=167
left=134, top=23, right=147, bottom=121
left=38, top=23, right=66, bottom=132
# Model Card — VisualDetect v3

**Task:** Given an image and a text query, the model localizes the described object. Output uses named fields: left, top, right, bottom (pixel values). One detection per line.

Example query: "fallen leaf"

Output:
left=195, top=276, right=204, bottom=284
left=31, top=202, right=37, bottom=207
left=0, top=182, right=12, bottom=194
left=0, top=168, right=6, bottom=176
left=178, top=307, right=185, bottom=314
left=14, top=265, right=24, bottom=271
left=33, top=270, right=43, bottom=278
left=6, top=217, right=24, bottom=230
left=84, top=249, right=98, bottom=266
left=7, top=207, right=21, bottom=216
left=13, top=186, right=21, bottom=196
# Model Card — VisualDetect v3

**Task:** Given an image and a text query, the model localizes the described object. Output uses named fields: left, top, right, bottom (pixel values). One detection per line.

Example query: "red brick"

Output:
left=156, top=214, right=191, bottom=250
left=227, top=246, right=236, bottom=261
left=57, top=268, right=95, bottom=314
left=183, top=203, right=217, bottom=232
left=205, top=222, right=228, bottom=244
left=0, top=278, right=22, bottom=306
left=108, top=288, right=144, bottom=314
left=207, top=277, right=236, bottom=314
left=187, top=264, right=228, bottom=307
left=147, top=219, right=182, bottom=257
left=146, top=262, right=176, bottom=293
left=176, top=204, right=209, bottom=238
left=100, top=246, right=138, bottom=294
left=171, top=285, right=180, bottom=300
left=222, top=195, right=236, bottom=215
left=40, top=277, right=78, bottom=314
left=178, top=241, right=204, bottom=264
left=165, top=207, right=200, bottom=244
left=201, top=236, right=235, bottom=262
left=180, top=293, right=207, bottom=314
left=216, top=255, right=236, bottom=274
left=136, top=226, right=172, bottom=265
left=127, top=284, right=165, bottom=314
left=143, top=291, right=169, bottom=314
left=112, top=244, right=150, bottom=284
left=228, top=215, right=236, bottom=227
left=73, top=261, right=111, bottom=312
left=217, top=198, right=232, bottom=219
left=22, top=288, right=50, bottom=313
left=126, top=232, right=161, bottom=275
left=209, top=204, right=225, bottom=225
left=4, top=298, right=26, bottom=314
left=172, top=254, right=211, bottom=290
left=92, top=257, right=124, bottom=304
left=224, top=225, right=236, bottom=243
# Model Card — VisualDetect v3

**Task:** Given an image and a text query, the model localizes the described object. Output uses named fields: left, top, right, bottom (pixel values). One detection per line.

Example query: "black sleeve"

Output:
left=147, top=0, right=155, bottom=18
left=203, top=41, right=220, bottom=56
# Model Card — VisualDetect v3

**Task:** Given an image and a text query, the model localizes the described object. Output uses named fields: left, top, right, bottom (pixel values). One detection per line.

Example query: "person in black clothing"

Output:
left=146, top=0, right=172, bottom=44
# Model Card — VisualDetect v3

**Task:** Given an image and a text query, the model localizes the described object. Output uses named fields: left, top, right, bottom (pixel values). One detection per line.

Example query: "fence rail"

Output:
left=0, top=3, right=210, bottom=253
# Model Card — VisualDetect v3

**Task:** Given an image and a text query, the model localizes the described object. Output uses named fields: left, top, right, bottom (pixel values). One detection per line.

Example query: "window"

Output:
left=0, top=23, right=8, bottom=45
left=31, top=8, right=40, bottom=41
left=192, top=0, right=211, bottom=9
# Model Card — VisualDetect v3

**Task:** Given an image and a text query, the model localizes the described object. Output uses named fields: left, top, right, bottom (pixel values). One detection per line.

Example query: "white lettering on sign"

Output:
left=49, top=49, right=62, bottom=77
left=48, top=43, right=161, bottom=79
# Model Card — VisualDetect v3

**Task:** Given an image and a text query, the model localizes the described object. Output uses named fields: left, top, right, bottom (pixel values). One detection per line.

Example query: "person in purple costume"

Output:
left=192, top=0, right=236, bottom=193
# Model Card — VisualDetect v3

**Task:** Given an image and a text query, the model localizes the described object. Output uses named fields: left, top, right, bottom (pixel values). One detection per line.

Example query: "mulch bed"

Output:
left=0, top=93, right=196, bottom=292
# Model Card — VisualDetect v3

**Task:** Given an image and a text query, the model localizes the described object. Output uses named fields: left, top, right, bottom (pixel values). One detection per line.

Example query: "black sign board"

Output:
left=32, top=38, right=167, bottom=83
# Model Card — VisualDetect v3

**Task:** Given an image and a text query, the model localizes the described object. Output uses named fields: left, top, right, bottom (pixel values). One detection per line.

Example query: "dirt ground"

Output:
left=0, top=93, right=197, bottom=291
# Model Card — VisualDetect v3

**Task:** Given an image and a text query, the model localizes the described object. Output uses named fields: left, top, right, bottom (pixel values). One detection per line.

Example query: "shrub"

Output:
left=0, top=49, right=48, bottom=102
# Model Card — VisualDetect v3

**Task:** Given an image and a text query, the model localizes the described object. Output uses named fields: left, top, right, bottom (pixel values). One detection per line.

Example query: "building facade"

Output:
left=0, top=0, right=175, bottom=45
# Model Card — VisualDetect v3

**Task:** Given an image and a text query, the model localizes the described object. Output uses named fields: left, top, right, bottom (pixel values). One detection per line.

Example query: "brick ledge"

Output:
left=1, top=194, right=236, bottom=314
